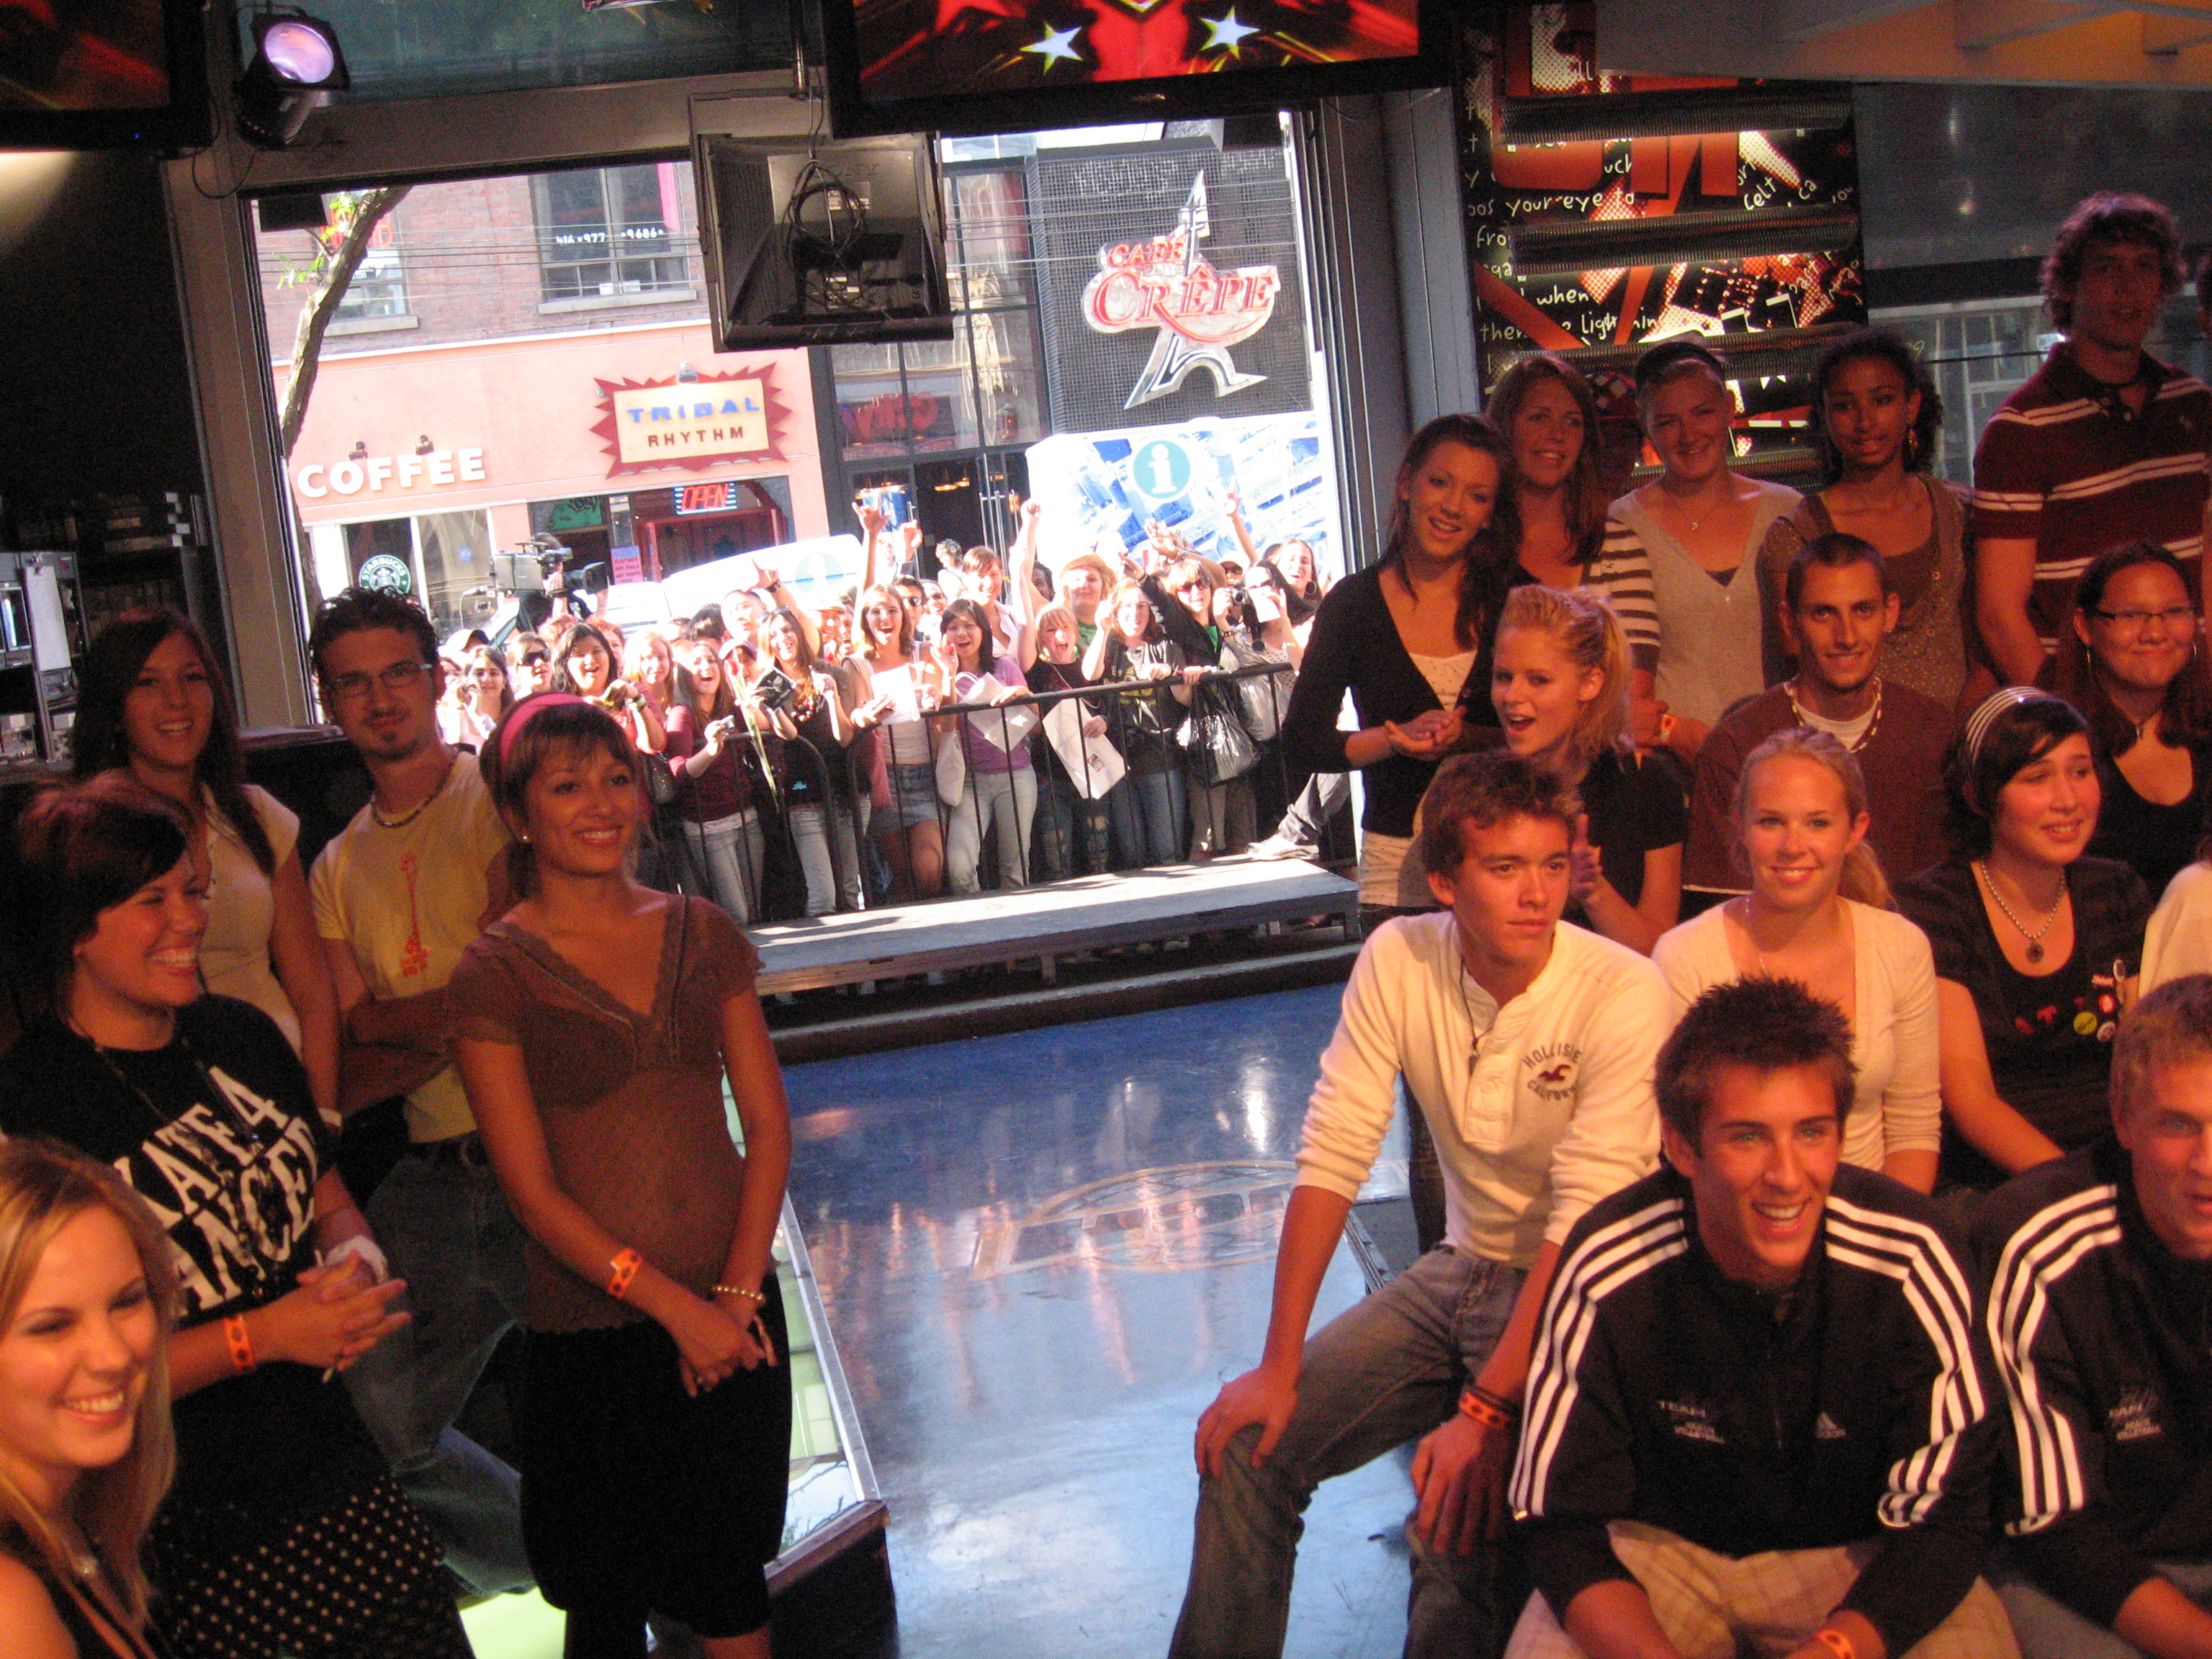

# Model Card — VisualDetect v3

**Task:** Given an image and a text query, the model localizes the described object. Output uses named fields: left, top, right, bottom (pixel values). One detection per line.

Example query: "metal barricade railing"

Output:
left=649, top=658, right=1304, bottom=922
left=832, top=657, right=1300, bottom=911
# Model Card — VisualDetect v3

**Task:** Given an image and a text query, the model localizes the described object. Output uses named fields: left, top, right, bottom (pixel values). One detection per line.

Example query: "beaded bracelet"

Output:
left=607, top=1248, right=644, bottom=1301
left=1457, top=1391, right=1514, bottom=1432
left=222, top=1313, right=256, bottom=1375
left=714, top=1283, right=766, bottom=1303
left=1811, top=1629, right=1856, bottom=1659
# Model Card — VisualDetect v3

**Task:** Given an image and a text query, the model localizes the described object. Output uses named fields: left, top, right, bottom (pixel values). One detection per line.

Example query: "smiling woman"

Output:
left=0, top=1140, right=176, bottom=1659
left=71, top=610, right=343, bottom=1129
left=1897, top=689, right=2154, bottom=1201
left=1280, top=413, right=1514, bottom=912
left=0, top=776, right=472, bottom=1658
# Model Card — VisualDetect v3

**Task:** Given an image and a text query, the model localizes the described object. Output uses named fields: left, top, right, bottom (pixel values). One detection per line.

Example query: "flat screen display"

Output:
left=0, top=0, right=209, bottom=148
left=821, top=0, right=1448, bottom=139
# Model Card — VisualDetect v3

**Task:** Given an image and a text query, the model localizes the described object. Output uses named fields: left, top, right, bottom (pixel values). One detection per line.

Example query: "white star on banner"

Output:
left=1201, top=9, right=1261, bottom=55
left=1023, top=25, right=1084, bottom=68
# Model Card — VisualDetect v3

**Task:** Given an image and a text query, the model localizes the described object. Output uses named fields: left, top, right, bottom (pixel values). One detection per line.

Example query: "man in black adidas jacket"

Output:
left=1506, top=978, right=2015, bottom=1659
left=1976, top=974, right=2212, bottom=1658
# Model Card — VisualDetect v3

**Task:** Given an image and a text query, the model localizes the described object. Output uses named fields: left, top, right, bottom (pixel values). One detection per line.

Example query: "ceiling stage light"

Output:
left=235, top=12, right=351, bottom=150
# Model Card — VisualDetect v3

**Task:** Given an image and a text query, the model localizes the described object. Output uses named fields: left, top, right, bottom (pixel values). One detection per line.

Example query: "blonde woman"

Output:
left=1653, top=727, right=1942, bottom=1191
left=1488, top=585, right=1681, bottom=953
left=0, top=1140, right=176, bottom=1659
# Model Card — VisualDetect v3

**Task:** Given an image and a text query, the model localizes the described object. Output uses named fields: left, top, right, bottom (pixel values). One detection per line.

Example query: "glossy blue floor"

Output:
left=783, top=984, right=1416, bottom=1659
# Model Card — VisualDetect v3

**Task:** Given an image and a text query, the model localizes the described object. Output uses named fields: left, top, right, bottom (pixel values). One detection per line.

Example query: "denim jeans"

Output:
left=1168, top=1247, right=1527, bottom=1659
left=947, top=765, right=1039, bottom=892
left=684, top=808, right=764, bottom=925
left=342, top=1150, right=534, bottom=1596
left=1034, top=762, right=1112, bottom=881
left=1109, top=767, right=1187, bottom=868
left=1997, top=1554, right=2212, bottom=1657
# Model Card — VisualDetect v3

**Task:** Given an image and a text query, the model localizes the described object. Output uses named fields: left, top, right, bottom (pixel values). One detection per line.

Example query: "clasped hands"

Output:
left=1383, top=706, right=1464, bottom=761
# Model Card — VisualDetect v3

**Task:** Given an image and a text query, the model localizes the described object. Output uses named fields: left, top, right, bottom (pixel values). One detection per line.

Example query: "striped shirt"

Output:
left=1970, top=343, right=2212, bottom=647
left=1973, top=1139, right=2212, bottom=1629
left=1512, top=1163, right=1997, bottom=1659
left=1587, top=521, right=1662, bottom=674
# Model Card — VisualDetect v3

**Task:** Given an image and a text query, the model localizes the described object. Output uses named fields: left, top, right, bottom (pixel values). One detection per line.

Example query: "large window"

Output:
left=533, top=165, right=690, bottom=302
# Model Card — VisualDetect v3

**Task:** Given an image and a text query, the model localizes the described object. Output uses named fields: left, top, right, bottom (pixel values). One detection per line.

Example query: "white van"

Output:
left=601, top=534, right=868, bottom=634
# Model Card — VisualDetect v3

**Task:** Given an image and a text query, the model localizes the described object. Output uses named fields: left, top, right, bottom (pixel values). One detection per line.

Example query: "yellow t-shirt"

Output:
left=310, top=754, right=510, bottom=1143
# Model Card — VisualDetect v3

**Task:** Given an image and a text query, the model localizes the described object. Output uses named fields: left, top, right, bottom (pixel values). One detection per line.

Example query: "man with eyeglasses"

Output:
left=1170, top=751, right=1668, bottom=1659
left=305, top=586, right=533, bottom=1599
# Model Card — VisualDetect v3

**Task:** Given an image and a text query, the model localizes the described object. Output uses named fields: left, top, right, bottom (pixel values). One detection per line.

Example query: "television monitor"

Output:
left=694, top=132, right=954, bottom=352
left=0, top=0, right=211, bottom=150
left=819, top=0, right=1451, bottom=140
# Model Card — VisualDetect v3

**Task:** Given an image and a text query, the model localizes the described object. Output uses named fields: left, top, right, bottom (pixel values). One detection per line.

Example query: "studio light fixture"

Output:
left=235, top=10, right=351, bottom=150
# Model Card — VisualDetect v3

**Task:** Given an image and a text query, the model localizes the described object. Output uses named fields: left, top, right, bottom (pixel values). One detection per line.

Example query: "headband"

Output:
left=498, top=693, right=590, bottom=767
left=1962, top=685, right=2064, bottom=770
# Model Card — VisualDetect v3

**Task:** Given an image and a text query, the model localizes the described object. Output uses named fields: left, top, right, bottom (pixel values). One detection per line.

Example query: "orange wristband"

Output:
left=1457, top=1390, right=1514, bottom=1432
left=607, top=1248, right=643, bottom=1300
left=1811, top=1629, right=1856, bottom=1659
left=222, top=1313, right=256, bottom=1375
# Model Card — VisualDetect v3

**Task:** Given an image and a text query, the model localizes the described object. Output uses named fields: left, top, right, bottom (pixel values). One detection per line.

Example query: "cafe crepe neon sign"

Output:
left=1082, top=174, right=1280, bottom=410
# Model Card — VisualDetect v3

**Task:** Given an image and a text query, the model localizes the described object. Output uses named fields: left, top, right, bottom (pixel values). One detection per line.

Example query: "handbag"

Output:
left=641, top=750, right=680, bottom=808
left=934, top=723, right=968, bottom=807
left=1220, top=638, right=1293, bottom=744
left=1179, top=680, right=1259, bottom=786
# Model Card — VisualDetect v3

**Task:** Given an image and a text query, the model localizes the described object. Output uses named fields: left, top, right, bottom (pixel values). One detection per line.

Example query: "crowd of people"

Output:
left=6, top=183, right=2212, bottom=1659
left=1171, top=189, right=2212, bottom=1659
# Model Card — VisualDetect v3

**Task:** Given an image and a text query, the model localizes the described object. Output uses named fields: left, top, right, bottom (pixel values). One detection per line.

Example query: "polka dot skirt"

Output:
left=150, top=1474, right=471, bottom=1659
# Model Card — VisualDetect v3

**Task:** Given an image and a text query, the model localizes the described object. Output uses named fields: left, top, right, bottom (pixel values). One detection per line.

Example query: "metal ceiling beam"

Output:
left=1770, top=0, right=1933, bottom=41
left=1956, top=0, right=2118, bottom=51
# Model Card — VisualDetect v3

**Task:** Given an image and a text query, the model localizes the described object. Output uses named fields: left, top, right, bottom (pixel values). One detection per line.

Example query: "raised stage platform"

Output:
left=751, top=857, right=1363, bottom=997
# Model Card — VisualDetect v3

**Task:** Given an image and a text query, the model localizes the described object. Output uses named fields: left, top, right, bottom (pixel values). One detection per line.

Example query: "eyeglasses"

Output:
left=2091, top=606, right=2198, bottom=632
left=323, top=661, right=432, bottom=703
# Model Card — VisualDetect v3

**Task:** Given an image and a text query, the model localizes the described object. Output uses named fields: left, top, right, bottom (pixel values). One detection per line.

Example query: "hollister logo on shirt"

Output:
left=2109, top=1390, right=2163, bottom=1444
left=1658, top=1398, right=1723, bottom=1444
left=1524, top=1043, right=1581, bottom=1102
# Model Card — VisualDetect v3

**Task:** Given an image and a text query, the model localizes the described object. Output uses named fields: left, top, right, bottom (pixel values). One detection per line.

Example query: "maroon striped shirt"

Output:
left=1970, top=342, right=2212, bottom=647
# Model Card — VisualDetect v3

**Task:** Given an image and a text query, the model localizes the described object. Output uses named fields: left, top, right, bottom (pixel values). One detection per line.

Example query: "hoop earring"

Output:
left=1905, top=427, right=1921, bottom=465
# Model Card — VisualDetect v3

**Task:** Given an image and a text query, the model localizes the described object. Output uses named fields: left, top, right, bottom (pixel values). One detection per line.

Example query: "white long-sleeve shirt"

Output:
left=1295, top=912, right=1668, bottom=1267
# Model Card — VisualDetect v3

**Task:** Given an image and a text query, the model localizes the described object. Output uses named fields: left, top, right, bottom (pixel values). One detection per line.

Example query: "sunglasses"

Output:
left=519, top=652, right=550, bottom=667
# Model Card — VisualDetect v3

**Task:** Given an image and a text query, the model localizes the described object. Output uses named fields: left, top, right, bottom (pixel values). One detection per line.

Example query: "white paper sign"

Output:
left=1044, top=699, right=1126, bottom=797
left=871, top=664, right=921, bottom=724
left=956, top=673, right=1042, bottom=752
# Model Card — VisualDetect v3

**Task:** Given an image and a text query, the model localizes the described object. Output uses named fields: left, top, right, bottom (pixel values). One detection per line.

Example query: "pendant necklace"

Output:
left=1975, top=860, right=2065, bottom=965
left=371, top=752, right=454, bottom=830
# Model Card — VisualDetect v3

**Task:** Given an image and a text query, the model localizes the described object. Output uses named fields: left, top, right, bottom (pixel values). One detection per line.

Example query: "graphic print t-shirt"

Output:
left=0, top=997, right=379, bottom=1503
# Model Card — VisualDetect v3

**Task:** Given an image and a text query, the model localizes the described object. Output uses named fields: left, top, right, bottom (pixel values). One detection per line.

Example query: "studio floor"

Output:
left=781, top=983, right=1415, bottom=1658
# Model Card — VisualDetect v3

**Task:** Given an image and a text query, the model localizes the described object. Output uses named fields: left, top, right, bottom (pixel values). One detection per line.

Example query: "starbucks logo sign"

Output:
left=356, top=553, right=413, bottom=596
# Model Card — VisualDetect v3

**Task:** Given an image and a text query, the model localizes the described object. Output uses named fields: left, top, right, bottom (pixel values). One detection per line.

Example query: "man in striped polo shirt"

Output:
left=1975, top=975, right=2212, bottom=1658
left=1972, top=193, right=2212, bottom=685
left=1507, top=978, right=2013, bottom=1659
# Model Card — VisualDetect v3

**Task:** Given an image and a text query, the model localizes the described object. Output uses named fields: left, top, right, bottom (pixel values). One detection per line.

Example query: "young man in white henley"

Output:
left=1168, top=750, right=1670, bottom=1659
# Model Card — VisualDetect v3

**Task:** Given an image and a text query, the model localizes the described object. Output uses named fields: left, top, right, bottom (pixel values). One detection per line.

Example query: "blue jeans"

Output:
left=1169, top=1247, right=1526, bottom=1659
left=1997, top=1553, right=2212, bottom=1657
left=947, top=765, right=1038, bottom=892
left=342, top=1150, right=534, bottom=1596
left=684, top=808, right=765, bottom=925
left=1109, top=767, right=1187, bottom=868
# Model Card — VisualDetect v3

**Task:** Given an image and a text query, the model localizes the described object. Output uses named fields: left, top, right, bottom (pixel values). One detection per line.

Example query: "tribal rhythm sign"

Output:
left=590, top=367, right=790, bottom=475
left=1082, top=175, right=1282, bottom=409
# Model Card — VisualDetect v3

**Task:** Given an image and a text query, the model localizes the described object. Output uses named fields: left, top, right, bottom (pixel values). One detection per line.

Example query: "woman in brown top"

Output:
left=451, top=693, right=792, bottom=1659
left=1758, top=327, right=1992, bottom=714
